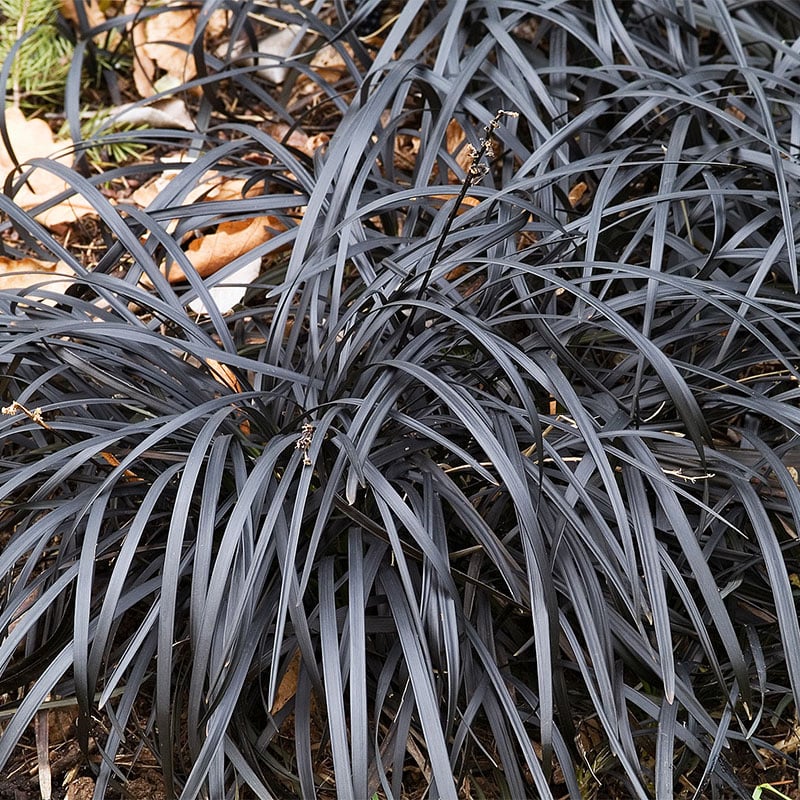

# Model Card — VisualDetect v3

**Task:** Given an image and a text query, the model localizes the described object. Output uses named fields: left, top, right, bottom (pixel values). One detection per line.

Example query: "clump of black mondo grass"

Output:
left=1, top=1, right=800, bottom=798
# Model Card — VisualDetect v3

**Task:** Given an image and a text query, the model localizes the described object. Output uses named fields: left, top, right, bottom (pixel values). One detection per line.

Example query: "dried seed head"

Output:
left=296, top=422, right=315, bottom=465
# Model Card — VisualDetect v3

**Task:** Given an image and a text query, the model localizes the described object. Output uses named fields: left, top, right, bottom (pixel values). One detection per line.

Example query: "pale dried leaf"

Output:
left=132, top=170, right=245, bottom=212
left=203, top=8, right=231, bottom=40
left=188, top=257, right=261, bottom=315
left=35, top=709, right=51, bottom=800
left=0, top=107, right=70, bottom=172
left=125, top=0, right=157, bottom=97
left=0, top=107, right=96, bottom=228
left=265, top=124, right=330, bottom=159
left=256, top=25, right=303, bottom=85
left=113, top=97, right=194, bottom=130
left=0, top=256, right=74, bottom=295
left=20, top=194, right=98, bottom=230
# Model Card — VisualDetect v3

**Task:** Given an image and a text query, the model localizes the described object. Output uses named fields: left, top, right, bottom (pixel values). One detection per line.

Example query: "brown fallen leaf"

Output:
left=0, top=256, right=74, bottom=294
left=271, top=650, right=301, bottom=715
left=205, top=358, right=241, bottom=392
left=134, top=172, right=287, bottom=292
left=265, top=123, right=330, bottom=159
left=726, top=105, right=747, bottom=122
left=430, top=192, right=481, bottom=211
left=445, top=119, right=475, bottom=174
left=394, top=132, right=420, bottom=171
left=133, top=171, right=258, bottom=213
left=125, top=2, right=229, bottom=98
left=171, top=216, right=281, bottom=281
left=0, top=107, right=96, bottom=229
left=309, top=41, right=353, bottom=84
left=60, top=0, right=107, bottom=30
left=568, top=181, right=589, bottom=208
left=292, top=41, right=355, bottom=102
left=125, top=0, right=198, bottom=97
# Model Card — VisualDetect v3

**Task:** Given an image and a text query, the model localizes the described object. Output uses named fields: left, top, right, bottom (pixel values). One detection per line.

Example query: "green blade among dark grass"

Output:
left=0, top=0, right=799, bottom=798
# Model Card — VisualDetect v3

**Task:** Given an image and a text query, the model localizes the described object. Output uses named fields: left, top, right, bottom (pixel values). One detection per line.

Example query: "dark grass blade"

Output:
left=2, top=1, right=800, bottom=798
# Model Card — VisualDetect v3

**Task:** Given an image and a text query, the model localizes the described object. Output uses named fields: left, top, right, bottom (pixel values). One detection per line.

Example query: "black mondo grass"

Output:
left=0, top=1, right=800, bottom=798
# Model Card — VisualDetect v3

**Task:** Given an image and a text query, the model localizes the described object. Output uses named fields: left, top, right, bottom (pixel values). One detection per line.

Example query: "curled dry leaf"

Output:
left=205, top=358, right=242, bottom=393
left=0, top=107, right=96, bottom=229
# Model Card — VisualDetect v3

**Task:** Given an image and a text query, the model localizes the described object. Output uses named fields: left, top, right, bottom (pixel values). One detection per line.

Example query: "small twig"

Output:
left=295, top=422, right=315, bottom=466
left=662, top=467, right=716, bottom=483
left=2, top=400, right=53, bottom=430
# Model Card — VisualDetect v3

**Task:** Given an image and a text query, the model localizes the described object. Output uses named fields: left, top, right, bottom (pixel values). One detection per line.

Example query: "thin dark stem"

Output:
left=398, top=109, right=517, bottom=345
